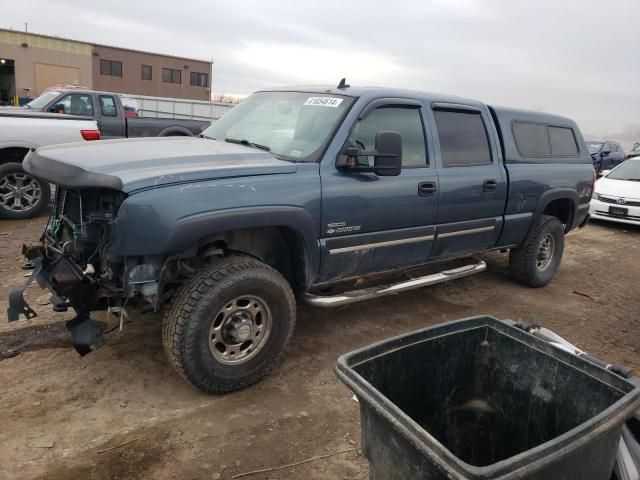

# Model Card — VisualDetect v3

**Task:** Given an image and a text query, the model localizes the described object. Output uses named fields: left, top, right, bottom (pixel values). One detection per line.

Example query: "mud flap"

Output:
left=6, top=260, right=42, bottom=322
left=66, top=312, right=105, bottom=356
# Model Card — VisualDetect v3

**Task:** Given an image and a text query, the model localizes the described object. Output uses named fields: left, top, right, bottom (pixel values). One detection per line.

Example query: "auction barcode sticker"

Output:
left=303, top=97, right=344, bottom=107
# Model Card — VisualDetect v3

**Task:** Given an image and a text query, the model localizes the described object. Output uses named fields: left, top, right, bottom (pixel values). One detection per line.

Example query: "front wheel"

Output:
left=162, top=256, right=296, bottom=394
left=0, top=162, right=51, bottom=220
left=509, top=215, right=565, bottom=288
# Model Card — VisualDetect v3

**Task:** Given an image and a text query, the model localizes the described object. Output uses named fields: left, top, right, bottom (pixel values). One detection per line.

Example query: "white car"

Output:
left=590, top=158, right=640, bottom=226
left=0, top=110, right=99, bottom=219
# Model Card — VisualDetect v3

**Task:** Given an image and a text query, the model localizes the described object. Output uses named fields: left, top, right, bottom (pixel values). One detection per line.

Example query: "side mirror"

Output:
left=373, top=131, right=402, bottom=176
left=599, top=170, right=611, bottom=177
left=336, top=130, right=402, bottom=176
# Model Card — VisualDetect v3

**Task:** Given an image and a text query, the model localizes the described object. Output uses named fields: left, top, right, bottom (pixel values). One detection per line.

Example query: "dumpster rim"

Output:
left=335, top=315, right=640, bottom=477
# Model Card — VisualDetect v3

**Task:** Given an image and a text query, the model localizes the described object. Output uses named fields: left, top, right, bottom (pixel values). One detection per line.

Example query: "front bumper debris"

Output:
left=7, top=247, right=106, bottom=356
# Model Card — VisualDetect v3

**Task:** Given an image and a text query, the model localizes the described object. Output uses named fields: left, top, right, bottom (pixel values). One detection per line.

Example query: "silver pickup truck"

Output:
left=0, top=109, right=99, bottom=219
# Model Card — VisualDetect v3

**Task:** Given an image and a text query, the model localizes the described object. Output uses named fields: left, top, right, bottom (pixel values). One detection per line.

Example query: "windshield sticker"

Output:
left=303, top=97, right=343, bottom=107
left=290, top=149, right=303, bottom=158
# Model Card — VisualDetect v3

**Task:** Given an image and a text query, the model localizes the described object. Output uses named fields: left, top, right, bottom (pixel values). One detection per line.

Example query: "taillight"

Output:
left=81, top=130, right=101, bottom=141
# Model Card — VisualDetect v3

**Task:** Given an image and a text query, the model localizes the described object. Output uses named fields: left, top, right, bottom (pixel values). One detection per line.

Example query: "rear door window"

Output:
left=99, top=96, right=118, bottom=117
left=548, top=126, right=578, bottom=156
left=433, top=110, right=492, bottom=167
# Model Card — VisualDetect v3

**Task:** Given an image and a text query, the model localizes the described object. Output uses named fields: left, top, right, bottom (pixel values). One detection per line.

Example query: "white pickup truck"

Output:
left=0, top=110, right=100, bottom=219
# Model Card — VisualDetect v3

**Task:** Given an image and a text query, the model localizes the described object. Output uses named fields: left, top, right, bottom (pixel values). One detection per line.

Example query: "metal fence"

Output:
left=121, top=94, right=235, bottom=121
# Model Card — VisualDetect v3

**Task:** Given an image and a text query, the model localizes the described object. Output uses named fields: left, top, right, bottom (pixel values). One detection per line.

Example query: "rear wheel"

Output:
left=0, top=162, right=50, bottom=220
left=162, top=255, right=296, bottom=394
left=509, top=215, right=565, bottom=288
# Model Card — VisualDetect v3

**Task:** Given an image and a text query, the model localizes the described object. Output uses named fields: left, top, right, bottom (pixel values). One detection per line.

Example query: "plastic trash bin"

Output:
left=336, top=316, right=640, bottom=480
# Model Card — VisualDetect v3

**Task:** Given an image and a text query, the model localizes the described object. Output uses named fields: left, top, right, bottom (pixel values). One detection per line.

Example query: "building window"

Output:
left=100, top=59, right=122, bottom=77
left=162, top=68, right=181, bottom=84
left=141, top=65, right=152, bottom=81
left=190, top=72, right=209, bottom=87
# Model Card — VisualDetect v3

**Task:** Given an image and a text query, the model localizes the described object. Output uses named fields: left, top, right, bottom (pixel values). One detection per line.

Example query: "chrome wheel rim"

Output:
left=208, top=295, right=272, bottom=364
left=0, top=172, right=41, bottom=212
left=536, top=233, right=555, bottom=271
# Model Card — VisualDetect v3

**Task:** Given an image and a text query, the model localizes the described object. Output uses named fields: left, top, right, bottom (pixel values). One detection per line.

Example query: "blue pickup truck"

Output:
left=8, top=83, right=594, bottom=393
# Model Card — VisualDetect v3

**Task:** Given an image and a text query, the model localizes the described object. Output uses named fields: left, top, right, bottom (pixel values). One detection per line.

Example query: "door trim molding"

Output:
left=437, top=225, right=495, bottom=239
left=329, top=234, right=435, bottom=255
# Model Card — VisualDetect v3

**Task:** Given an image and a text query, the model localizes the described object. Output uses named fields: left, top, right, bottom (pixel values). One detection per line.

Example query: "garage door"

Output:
left=35, top=63, right=80, bottom=95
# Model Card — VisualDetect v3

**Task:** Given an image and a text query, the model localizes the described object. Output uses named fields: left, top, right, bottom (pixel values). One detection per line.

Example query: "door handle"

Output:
left=483, top=179, right=498, bottom=192
left=418, top=181, right=437, bottom=197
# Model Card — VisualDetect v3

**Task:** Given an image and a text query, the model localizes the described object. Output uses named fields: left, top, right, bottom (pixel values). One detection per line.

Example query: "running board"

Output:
left=301, top=260, right=487, bottom=308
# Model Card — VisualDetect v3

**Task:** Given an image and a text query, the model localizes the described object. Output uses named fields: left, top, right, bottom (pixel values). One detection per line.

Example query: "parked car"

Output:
left=8, top=84, right=594, bottom=393
left=627, top=142, right=640, bottom=159
left=590, top=158, right=640, bottom=226
left=587, top=139, right=626, bottom=172
left=23, top=88, right=210, bottom=138
left=0, top=110, right=100, bottom=219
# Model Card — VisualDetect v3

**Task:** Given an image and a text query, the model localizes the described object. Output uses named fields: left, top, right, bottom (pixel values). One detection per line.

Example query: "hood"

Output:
left=24, top=137, right=297, bottom=192
left=595, top=177, right=640, bottom=200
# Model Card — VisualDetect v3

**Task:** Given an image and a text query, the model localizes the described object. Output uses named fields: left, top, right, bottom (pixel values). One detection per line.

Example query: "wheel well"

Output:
left=543, top=198, right=574, bottom=231
left=0, top=147, right=29, bottom=165
left=164, top=226, right=310, bottom=295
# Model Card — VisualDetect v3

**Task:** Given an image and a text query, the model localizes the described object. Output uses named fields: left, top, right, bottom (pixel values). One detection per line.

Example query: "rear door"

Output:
left=319, top=99, right=439, bottom=282
left=96, top=94, right=125, bottom=139
left=427, top=103, right=507, bottom=258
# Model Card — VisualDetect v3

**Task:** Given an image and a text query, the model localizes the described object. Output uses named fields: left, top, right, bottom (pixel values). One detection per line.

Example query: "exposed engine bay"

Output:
left=44, top=187, right=125, bottom=289
left=8, top=187, right=128, bottom=355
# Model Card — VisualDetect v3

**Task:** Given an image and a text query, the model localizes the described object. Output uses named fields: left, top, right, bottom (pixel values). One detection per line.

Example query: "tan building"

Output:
left=0, top=29, right=92, bottom=104
left=0, top=28, right=212, bottom=105
left=92, top=44, right=211, bottom=101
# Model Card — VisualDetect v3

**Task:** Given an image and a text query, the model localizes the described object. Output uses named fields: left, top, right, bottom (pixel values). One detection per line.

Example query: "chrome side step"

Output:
left=301, top=260, right=486, bottom=308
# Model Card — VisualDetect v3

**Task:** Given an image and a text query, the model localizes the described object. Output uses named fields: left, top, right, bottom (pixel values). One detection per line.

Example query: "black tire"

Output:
left=509, top=215, right=565, bottom=288
left=162, top=255, right=296, bottom=394
left=0, top=162, right=51, bottom=220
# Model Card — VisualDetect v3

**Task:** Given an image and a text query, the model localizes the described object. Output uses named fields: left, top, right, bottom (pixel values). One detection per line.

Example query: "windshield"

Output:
left=588, top=142, right=603, bottom=154
left=25, top=91, right=61, bottom=110
left=606, top=160, right=640, bottom=181
left=201, top=92, right=353, bottom=161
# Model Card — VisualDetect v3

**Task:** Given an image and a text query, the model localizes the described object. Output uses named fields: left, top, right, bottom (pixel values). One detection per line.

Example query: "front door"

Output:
left=427, top=104, right=507, bottom=258
left=319, top=100, right=439, bottom=282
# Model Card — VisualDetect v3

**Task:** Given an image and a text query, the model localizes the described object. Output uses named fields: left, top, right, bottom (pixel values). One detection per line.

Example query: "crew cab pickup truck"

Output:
left=8, top=84, right=594, bottom=394
left=0, top=110, right=100, bottom=219
left=23, top=88, right=210, bottom=139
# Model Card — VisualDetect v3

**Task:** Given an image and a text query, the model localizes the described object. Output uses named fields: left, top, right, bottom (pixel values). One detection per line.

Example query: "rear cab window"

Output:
left=513, top=122, right=579, bottom=157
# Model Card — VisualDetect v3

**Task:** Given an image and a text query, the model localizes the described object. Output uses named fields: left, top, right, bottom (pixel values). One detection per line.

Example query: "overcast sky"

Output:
left=3, top=0, right=639, bottom=136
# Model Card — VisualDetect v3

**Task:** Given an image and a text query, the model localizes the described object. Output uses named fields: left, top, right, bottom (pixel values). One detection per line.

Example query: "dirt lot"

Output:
left=0, top=213, right=638, bottom=479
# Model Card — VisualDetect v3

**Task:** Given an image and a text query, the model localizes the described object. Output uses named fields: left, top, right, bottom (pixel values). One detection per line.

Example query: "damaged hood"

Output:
left=23, top=137, right=298, bottom=192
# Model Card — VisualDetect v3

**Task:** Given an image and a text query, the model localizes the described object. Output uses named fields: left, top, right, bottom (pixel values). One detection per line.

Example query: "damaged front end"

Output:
left=7, top=186, right=128, bottom=355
